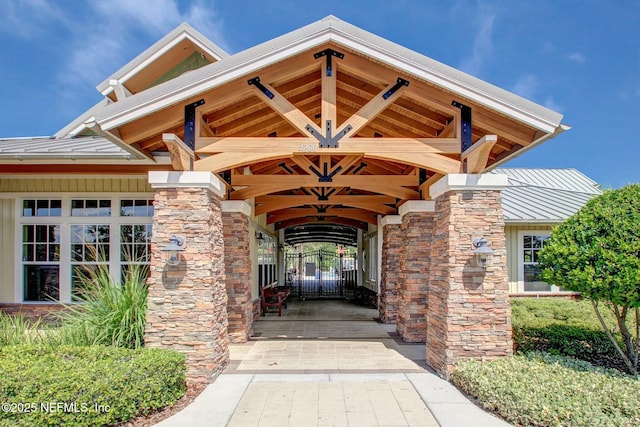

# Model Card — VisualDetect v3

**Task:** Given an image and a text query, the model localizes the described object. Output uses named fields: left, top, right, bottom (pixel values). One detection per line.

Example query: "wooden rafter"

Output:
left=229, top=181, right=418, bottom=200
left=267, top=207, right=378, bottom=225
left=249, top=79, right=322, bottom=138
left=274, top=217, right=368, bottom=231
left=321, top=57, right=337, bottom=137
left=255, top=194, right=396, bottom=215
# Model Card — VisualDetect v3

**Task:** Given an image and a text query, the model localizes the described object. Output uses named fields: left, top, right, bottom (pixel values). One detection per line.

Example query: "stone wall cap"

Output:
left=381, top=215, right=402, bottom=226
left=399, top=200, right=435, bottom=217
left=430, top=174, right=508, bottom=199
left=221, top=200, right=252, bottom=217
left=148, top=171, right=226, bottom=198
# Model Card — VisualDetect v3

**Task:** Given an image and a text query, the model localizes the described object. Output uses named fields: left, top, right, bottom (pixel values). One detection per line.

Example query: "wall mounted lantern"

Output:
left=255, top=231, right=265, bottom=242
left=162, top=235, right=185, bottom=266
left=472, top=237, right=495, bottom=269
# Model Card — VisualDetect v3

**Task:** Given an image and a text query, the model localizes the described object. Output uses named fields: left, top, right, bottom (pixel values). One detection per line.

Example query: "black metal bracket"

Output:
left=382, top=78, right=409, bottom=100
left=310, top=188, right=336, bottom=201
left=248, top=77, right=274, bottom=99
left=184, top=99, right=205, bottom=151
left=452, top=100, right=472, bottom=152
left=306, top=120, right=353, bottom=148
left=352, top=162, right=367, bottom=174
left=279, top=162, right=294, bottom=175
left=313, top=48, right=344, bottom=76
left=309, top=161, right=343, bottom=183
left=419, top=168, right=428, bottom=185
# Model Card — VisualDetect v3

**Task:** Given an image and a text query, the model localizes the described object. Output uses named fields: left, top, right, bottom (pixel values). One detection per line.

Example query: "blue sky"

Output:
left=0, top=0, right=638, bottom=188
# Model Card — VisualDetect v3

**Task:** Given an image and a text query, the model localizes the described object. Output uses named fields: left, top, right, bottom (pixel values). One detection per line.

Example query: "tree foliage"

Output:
left=539, top=183, right=640, bottom=374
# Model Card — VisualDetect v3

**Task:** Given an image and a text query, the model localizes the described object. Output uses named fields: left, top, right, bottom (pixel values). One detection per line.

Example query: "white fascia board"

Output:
left=327, top=31, right=560, bottom=134
left=97, top=18, right=561, bottom=135
left=97, top=30, right=332, bottom=131
left=0, top=157, right=165, bottom=164
left=430, top=174, right=509, bottom=199
left=148, top=171, right=226, bottom=198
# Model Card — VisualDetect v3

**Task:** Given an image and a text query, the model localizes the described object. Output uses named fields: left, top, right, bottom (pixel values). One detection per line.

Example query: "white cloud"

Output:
left=511, top=74, right=538, bottom=99
left=544, top=97, right=562, bottom=112
left=56, top=0, right=228, bottom=97
left=458, top=4, right=496, bottom=76
left=0, top=0, right=64, bottom=38
left=566, top=52, right=586, bottom=64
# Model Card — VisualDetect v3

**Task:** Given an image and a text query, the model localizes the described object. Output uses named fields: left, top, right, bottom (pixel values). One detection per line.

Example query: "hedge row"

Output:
left=451, top=353, right=640, bottom=427
left=0, top=345, right=185, bottom=427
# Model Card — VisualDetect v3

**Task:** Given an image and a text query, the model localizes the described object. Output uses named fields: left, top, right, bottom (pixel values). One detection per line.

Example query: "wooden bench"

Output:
left=260, top=282, right=291, bottom=316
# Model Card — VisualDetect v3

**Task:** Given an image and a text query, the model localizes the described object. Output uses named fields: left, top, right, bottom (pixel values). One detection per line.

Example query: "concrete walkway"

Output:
left=155, top=301, right=511, bottom=427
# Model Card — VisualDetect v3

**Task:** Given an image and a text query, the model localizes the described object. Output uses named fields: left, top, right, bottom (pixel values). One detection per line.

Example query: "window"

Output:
left=22, top=199, right=62, bottom=217
left=17, top=196, right=153, bottom=303
left=71, top=199, right=111, bottom=217
left=22, top=224, right=60, bottom=301
left=120, top=224, right=152, bottom=281
left=257, top=233, right=277, bottom=287
left=521, top=233, right=551, bottom=292
left=70, top=224, right=110, bottom=300
left=366, top=234, right=377, bottom=282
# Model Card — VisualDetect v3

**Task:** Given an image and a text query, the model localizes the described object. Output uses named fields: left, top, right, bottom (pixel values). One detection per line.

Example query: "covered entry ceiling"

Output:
left=87, top=16, right=566, bottom=231
left=284, top=223, right=358, bottom=246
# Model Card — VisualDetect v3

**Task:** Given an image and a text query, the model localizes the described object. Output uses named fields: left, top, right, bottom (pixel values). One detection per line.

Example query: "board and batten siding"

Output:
left=0, top=176, right=152, bottom=303
left=0, top=199, right=15, bottom=302
left=0, top=176, right=152, bottom=193
left=505, top=224, right=555, bottom=293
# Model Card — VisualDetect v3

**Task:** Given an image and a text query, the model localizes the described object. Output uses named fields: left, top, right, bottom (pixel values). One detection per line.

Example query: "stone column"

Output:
left=145, top=171, right=229, bottom=385
left=379, top=215, right=401, bottom=323
left=396, top=201, right=434, bottom=342
left=221, top=201, right=253, bottom=343
left=427, top=174, right=513, bottom=378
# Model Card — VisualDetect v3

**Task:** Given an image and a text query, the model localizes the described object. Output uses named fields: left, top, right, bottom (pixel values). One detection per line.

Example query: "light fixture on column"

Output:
left=255, top=231, right=265, bottom=242
left=162, top=235, right=185, bottom=267
left=472, top=237, right=495, bottom=269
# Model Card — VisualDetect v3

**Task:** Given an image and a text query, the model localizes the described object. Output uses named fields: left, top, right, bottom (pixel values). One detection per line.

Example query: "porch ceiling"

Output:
left=90, top=16, right=566, bottom=229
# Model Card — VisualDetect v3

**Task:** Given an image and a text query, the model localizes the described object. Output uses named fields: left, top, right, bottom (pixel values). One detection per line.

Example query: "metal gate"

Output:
left=285, top=250, right=357, bottom=299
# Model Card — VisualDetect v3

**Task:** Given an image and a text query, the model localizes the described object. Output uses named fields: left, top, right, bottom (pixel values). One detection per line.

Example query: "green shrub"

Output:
left=452, top=353, right=640, bottom=427
left=0, top=314, right=42, bottom=346
left=0, top=345, right=185, bottom=427
left=51, top=263, right=148, bottom=349
left=512, top=298, right=632, bottom=372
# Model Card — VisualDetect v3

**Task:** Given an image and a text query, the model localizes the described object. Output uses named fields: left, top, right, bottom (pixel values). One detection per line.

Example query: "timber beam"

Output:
left=162, top=133, right=195, bottom=171
left=461, top=135, right=499, bottom=173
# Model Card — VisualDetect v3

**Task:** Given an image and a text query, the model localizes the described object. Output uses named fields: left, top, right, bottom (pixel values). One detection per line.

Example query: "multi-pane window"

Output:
left=23, top=199, right=62, bottom=217
left=258, top=234, right=277, bottom=287
left=120, top=224, right=152, bottom=281
left=19, top=196, right=153, bottom=303
left=120, top=199, right=154, bottom=217
left=21, top=199, right=61, bottom=302
left=22, top=224, right=60, bottom=301
left=70, top=224, right=110, bottom=300
left=71, top=199, right=111, bottom=217
left=366, top=235, right=377, bottom=282
left=523, top=234, right=551, bottom=292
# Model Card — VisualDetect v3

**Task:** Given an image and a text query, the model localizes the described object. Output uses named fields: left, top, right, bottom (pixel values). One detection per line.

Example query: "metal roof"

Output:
left=0, top=136, right=134, bottom=159
left=494, top=168, right=601, bottom=223
left=95, top=15, right=565, bottom=134
left=284, top=223, right=358, bottom=246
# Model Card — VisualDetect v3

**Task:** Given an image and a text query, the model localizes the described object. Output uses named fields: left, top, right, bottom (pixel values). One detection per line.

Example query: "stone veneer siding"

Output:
left=396, top=212, right=433, bottom=342
left=145, top=185, right=229, bottom=385
left=427, top=189, right=513, bottom=378
left=223, top=211, right=253, bottom=343
left=379, top=222, right=401, bottom=323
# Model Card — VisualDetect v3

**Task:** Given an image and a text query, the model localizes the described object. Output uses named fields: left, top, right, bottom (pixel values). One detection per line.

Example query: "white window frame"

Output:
left=516, top=230, right=562, bottom=293
left=14, top=193, right=153, bottom=304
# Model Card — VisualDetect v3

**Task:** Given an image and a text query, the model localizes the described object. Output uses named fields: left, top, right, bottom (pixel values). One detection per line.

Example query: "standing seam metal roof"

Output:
left=494, top=168, right=601, bottom=222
